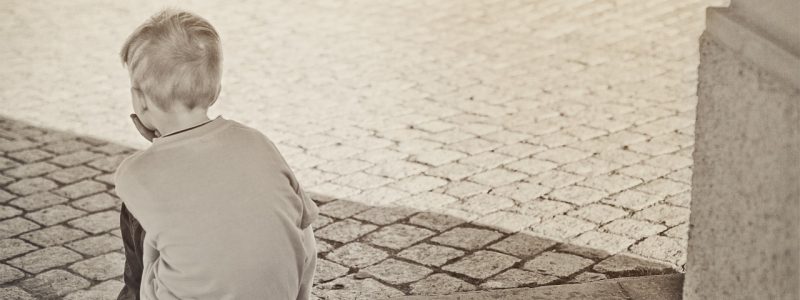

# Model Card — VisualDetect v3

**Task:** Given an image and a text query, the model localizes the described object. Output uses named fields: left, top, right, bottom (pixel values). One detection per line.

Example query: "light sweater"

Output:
left=114, top=116, right=319, bottom=300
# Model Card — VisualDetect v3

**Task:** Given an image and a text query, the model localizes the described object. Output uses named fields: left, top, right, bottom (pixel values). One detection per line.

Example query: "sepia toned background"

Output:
left=0, top=0, right=744, bottom=298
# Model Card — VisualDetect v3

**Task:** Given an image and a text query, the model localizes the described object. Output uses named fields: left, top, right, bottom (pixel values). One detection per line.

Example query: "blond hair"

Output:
left=120, top=9, right=222, bottom=111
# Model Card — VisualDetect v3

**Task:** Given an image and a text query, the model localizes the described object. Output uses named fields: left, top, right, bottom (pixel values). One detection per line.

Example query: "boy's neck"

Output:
left=155, top=110, right=212, bottom=137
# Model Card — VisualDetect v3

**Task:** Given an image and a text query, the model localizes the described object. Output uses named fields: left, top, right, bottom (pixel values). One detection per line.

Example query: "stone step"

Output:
left=391, top=274, right=683, bottom=300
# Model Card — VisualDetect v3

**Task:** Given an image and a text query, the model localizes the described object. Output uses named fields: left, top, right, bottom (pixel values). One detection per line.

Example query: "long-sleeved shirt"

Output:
left=114, top=115, right=319, bottom=299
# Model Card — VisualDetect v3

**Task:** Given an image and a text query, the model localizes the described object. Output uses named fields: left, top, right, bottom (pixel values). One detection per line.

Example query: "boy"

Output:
left=114, top=9, right=319, bottom=300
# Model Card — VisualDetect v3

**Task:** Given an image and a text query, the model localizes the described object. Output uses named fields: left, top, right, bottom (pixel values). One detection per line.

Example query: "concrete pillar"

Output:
left=684, top=0, right=800, bottom=299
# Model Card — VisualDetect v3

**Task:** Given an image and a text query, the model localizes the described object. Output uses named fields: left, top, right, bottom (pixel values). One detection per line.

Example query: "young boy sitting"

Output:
left=114, top=9, right=319, bottom=300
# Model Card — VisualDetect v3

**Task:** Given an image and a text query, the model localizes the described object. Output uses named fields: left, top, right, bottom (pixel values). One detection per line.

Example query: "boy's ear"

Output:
left=209, top=84, right=222, bottom=107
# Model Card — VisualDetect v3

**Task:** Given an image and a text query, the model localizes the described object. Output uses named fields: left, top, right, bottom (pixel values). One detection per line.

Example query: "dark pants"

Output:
left=117, top=203, right=146, bottom=300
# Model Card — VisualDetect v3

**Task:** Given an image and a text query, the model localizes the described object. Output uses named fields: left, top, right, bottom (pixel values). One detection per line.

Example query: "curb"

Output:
left=391, top=274, right=683, bottom=300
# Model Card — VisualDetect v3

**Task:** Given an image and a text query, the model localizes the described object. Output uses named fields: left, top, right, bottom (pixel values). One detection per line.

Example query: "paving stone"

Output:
left=603, top=218, right=667, bottom=240
left=6, top=178, right=58, bottom=196
left=0, top=264, right=25, bottom=284
left=410, top=273, right=477, bottom=295
left=68, top=252, right=125, bottom=280
left=0, top=140, right=39, bottom=152
left=548, top=185, right=606, bottom=206
left=666, top=168, right=693, bottom=184
left=0, top=217, right=41, bottom=239
left=593, top=253, right=676, bottom=276
left=449, top=194, right=515, bottom=215
left=0, top=177, right=14, bottom=188
left=65, top=234, right=122, bottom=256
left=365, top=160, right=428, bottom=179
left=569, top=272, right=608, bottom=284
left=534, top=147, right=592, bottom=164
left=411, top=149, right=467, bottom=166
left=633, top=204, right=690, bottom=226
left=46, top=166, right=101, bottom=184
left=0, top=238, right=39, bottom=260
left=555, top=243, right=612, bottom=261
left=93, top=173, right=116, bottom=186
left=523, top=252, right=594, bottom=278
left=527, top=215, right=595, bottom=241
left=4, top=162, right=61, bottom=178
left=63, top=279, right=125, bottom=300
left=663, top=223, right=689, bottom=240
left=441, top=181, right=491, bottom=199
left=495, top=143, right=546, bottom=157
left=0, top=286, right=36, bottom=300
left=49, top=150, right=104, bottom=167
left=472, top=211, right=539, bottom=233
left=567, top=204, right=627, bottom=224
left=363, top=258, right=432, bottom=284
left=70, top=193, right=120, bottom=212
left=19, top=269, right=91, bottom=297
left=0, top=157, right=22, bottom=170
left=319, top=200, right=371, bottom=219
left=66, top=210, right=118, bottom=234
left=314, top=259, right=350, bottom=283
left=424, top=163, right=482, bottom=181
left=512, top=200, right=573, bottom=219
left=314, top=275, right=403, bottom=299
left=431, top=227, right=503, bottom=250
left=442, top=250, right=519, bottom=279
left=348, top=187, right=410, bottom=206
left=617, top=164, right=672, bottom=181
left=325, top=242, right=388, bottom=269
left=41, top=140, right=91, bottom=155
left=597, top=149, right=648, bottom=166
left=353, top=206, right=416, bottom=225
left=488, top=233, right=557, bottom=258
left=355, top=148, right=408, bottom=164
left=635, top=179, right=690, bottom=197
left=408, top=212, right=465, bottom=232
left=317, top=220, right=379, bottom=243
left=468, top=168, right=527, bottom=186
left=569, top=230, right=636, bottom=255
left=364, top=224, right=434, bottom=250
left=458, top=152, right=515, bottom=169
left=53, top=180, right=107, bottom=199
left=7, top=246, right=82, bottom=273
left=559, top=158, right=621, bottom=177
left=505, top=158, right=557, bottom=175
left=603, top=190, right=664, bottom=210
left=398, top=243, right=465, bottom=267
left=579, top=174, right=642, bottom=194
left=0, top=204, right=22, bottom=220
left=389, top=175, right=448, bottom=194
left=19, top=225, right=87, bottom=247
left=25, top=204, right=87, bottom=226
left=331, top=172, right=392, bottom=190
left=9, top=192, right=69, bottom=211
left=630, top=236, right=688, bottom=266
left=489, top=182, right=551, bottom=202
left=444, top=138, right=501, bottom=155
left=528, top=170, right=585, bottom=188
left=481, top=268, right=560, bottom=289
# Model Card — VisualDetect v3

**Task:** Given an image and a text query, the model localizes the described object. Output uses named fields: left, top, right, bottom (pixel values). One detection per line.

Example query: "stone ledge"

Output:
left=706, top=7, right=800, bottom=88
left=391, top=274, right=682, bottom=300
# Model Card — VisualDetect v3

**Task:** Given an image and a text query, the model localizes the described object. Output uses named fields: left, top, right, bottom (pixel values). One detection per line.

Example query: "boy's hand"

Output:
left=130, top=114, right=161, bottom=142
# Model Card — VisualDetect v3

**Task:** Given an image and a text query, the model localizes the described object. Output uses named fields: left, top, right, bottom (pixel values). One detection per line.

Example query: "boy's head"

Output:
left=121, top=9, right=222, bottom=114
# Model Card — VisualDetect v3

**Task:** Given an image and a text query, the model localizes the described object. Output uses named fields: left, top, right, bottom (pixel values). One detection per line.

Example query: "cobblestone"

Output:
left=363, top=259, right=432, bottom=285
left=481, top=269, right=559, bottom=289
left=523, top=252, right=594, bottom=278
left=409, top=273, right=476, bottom=295
left=442, top=250, right=520, bottom=280
left=19, top=225, right=87, bottom=247
left=430, top=227, right=503, bottom=250
left=19, top=269, right=90, bottom=298
left=7, top=246, right=82, bottom=274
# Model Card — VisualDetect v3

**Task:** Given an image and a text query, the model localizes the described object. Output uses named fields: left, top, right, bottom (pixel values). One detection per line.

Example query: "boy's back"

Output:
left=115, top=116, right=318, bottom=299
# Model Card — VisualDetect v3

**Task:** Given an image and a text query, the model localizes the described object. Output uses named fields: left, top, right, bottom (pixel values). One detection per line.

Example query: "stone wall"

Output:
left=685, top=29, right=800, bottom=300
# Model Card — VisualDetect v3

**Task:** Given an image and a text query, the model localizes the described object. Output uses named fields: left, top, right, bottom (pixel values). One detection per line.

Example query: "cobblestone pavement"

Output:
left=0, top=118, right=682, bottom=299
left=2, top=0, right=727, bottom=291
